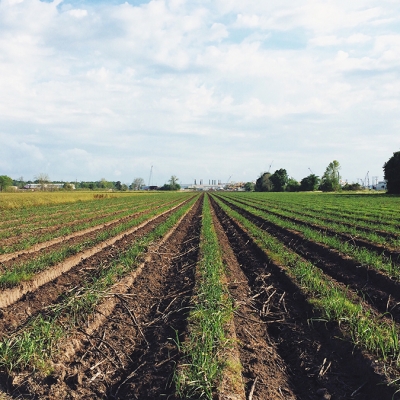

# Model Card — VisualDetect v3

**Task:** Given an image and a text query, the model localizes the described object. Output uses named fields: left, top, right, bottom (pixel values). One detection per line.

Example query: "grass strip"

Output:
left=175, top=194, right=235, bottom=399
left=212, top=195, right=400, bottom=365
left=0, top=196, right=198, bottom=374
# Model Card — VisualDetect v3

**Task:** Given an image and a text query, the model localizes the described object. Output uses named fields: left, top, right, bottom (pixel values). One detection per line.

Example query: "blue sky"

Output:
left=1, top=0, right=400, bottom=186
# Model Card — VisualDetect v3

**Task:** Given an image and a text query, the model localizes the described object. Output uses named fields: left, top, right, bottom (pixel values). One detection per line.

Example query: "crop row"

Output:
left=1, top=192, right=400, bottom=399
left=210, top=194, right=400, bottom=373
left=233, top=192, right=400, bottom=225
left=0, top=196, right=189, bottom=255
left=225, top=193, right=400, bottom=247
left=0, top=196, right=198, bottom=374
left=218, top=194, right=400, bottom=278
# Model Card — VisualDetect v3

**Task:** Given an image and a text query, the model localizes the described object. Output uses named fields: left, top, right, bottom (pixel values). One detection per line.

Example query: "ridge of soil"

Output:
left=0, top=205, right=137, bottom=246
left=242, top=198, right=400, bottom=241
left=0, top=199, right=182, bottom=263
left=216, top=196, right=400, bottom=321
left=0, top=199, right=191, bottom=315
left=3, top=196, right=203, bottom=399
left=224, top=196, right=400, bottom=258
left=210, top=201, right=295, bottom=400
left=210, top=195, right=399, bottom=400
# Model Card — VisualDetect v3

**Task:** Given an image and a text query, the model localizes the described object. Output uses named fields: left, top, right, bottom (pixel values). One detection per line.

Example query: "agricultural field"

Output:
left=0, top=191, right=400, bottom=399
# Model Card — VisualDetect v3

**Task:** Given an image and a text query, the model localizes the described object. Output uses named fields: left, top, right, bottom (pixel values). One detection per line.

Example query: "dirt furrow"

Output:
left=211, top=196, right=398, bottom=400
left=5, top=196, right=203, bottom=399
left=0, top=200, right=178, bottom=263
left=238, top=198, right=400, bottom=241
left=210, top=201, right=295, bottom=400
left=0, top=199, right=190, bottom=315
left=216, top=196, right=400, bottom=321
left=226, top=196, right=400, bottom=257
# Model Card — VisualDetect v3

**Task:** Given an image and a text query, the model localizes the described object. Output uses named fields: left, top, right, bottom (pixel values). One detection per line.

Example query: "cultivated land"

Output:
left=0, top=191, right=400, bottom=399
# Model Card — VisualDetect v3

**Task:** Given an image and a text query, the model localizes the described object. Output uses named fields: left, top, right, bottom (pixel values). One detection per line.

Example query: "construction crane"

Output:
left=308, top=167, right=314, bottom=175
left=226, top=175, right=232, bottom=185
left=268, top=160, right=274, bottom=173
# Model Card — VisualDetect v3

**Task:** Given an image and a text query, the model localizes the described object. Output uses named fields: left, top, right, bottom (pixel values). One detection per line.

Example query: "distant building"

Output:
left=374, top=181, right=387, bottom=191
left=23, top=183, right=75, bottom=190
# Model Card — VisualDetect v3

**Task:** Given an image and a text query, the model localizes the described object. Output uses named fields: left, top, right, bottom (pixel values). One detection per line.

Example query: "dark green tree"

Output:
left=270, top=169, right=288, bottom=192
left=286, top=177, right=300, bottom=192
left=244, top=182, right=255, bottom=192
left=299, top=174, right=320, bottom=191
left=115, top=181, right=122, bottom=191
left=384, top=151, right=400, bottom=194
left=0, top=175, right=13, bottom=191
left=342, top=182, right=362, bottom=191
left=255, top=172, right=273, bottom=192
left=320, top=160, right=341, bottom=192
left=160, top=175, right=181, bottom=191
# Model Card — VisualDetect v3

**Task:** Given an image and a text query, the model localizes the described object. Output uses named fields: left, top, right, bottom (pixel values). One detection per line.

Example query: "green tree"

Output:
left=0, top=175, right=13, bottom=191
left=169, top=175, right=180, bottom=190
left=342, top=182, right=362, bottom=191
left=270, top=169, right=288, bottom=192
left=384, top=151, right=400, bottom=194
left=320, top=160, right=341, bottom=192
left=286, top=177, right=300, bottom=192
left=244, top=182, right=255, bottom=192
left=99, top=178, right=113, bottom=189
left=115, top=181, right=122, bottom=191
left=255, top=172, right=273, bottom=192
left=299, top=174, right=320, bottom=191
left=160, top=176, right=181, bottom=191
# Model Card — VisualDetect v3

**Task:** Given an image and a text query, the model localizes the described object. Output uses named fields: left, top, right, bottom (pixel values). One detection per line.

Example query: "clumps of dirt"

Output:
left=211, top=196, right=399, bottom=400
left=9, top=197, right=203, bottom=399
left=216, top=196, right=400, bottom=323
left=211, top=205, right=296, bottom=400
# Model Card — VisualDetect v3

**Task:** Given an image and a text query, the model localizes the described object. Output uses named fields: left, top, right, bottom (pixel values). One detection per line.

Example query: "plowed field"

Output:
left=1, top=191, right=400, bottom=399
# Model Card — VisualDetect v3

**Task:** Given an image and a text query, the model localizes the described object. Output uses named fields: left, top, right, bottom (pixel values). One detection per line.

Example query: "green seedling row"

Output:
left=231, top=194, right=400, bottom=243
left=0, top=193, right=189, bottom=237
left=232, top=192, right=400, bottom=226
left=0, top=192, right=191, bottom=230
left=212, top=195, right=400, bottom=365
left=0, top=195, right=199, bottom=374
left=0, top=198, right=181, bottom=255
left=175, top=194, right=235, bottom=400
left=226, top=195, right=400, bottom=247
left=218, top=195, right=400, bottom=279
left=0, top=197, right=194, bottom=288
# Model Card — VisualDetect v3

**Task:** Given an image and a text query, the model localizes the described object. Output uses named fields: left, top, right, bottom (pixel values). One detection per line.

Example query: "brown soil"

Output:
left=210, top=195, right=399, bottom=400
left=210, top=203, right=296, bottom=400
left=0, top=200, right=192, bottom=332
left=217, top=195, right=400, bottom=322
left=229, top=196, right=400, bottom=257
left=1, top=197, right=203, bottom=399
left=1, top=193, right=400, bottom=400
left=0, top=199, right=177, bottom=262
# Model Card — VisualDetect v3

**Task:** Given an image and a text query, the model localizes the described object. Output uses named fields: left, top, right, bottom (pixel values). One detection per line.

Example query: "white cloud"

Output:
left=67, top=9, right=88, bottom=19
left=0, top=0, right=399, bottom=184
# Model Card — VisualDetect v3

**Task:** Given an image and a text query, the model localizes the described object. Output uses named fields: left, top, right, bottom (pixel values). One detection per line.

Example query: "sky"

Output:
left=1, top=0, right=400, bottom=186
